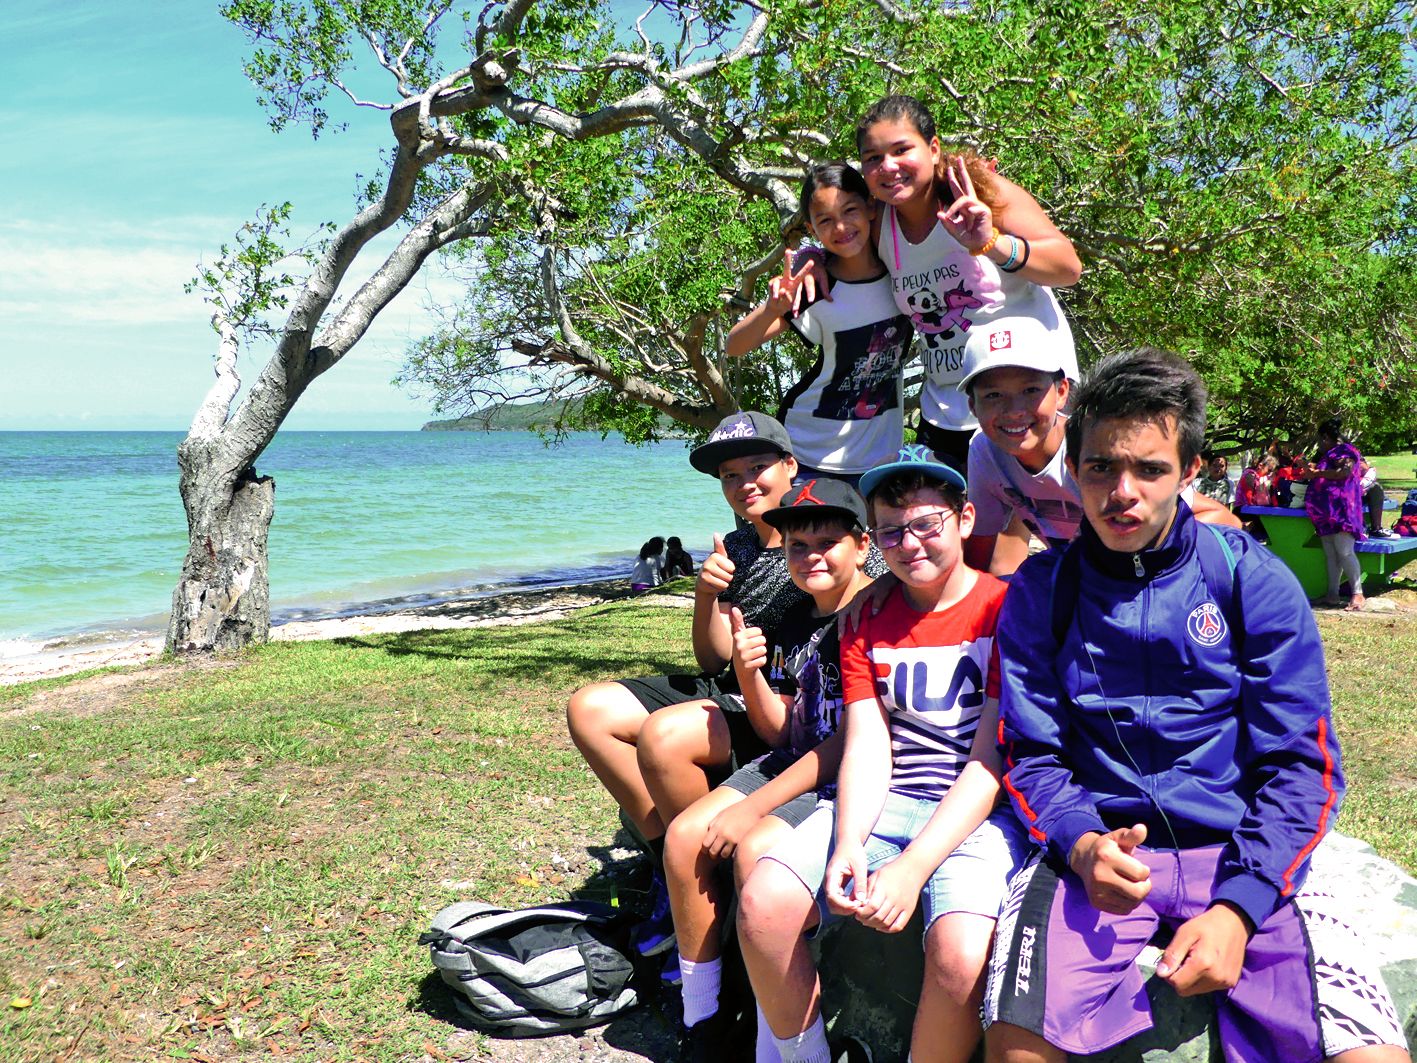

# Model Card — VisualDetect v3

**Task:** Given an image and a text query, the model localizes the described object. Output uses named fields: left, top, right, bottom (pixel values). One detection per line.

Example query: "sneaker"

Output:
left=677, top=1009, right=728, bottom=1062
left=631, top=871, right=676, bottom=956
left=659, top=945, right=682, bottom=987
left=829, top=1034, right=874, bottom=1062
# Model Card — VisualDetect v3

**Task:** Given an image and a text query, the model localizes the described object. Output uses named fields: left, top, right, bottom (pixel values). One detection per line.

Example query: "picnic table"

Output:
left=1241, top=505, right=1417, bottom=597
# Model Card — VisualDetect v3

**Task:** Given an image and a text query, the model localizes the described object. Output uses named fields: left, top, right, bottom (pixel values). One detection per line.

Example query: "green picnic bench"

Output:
left=1241, top=505, right=1417, bottom=597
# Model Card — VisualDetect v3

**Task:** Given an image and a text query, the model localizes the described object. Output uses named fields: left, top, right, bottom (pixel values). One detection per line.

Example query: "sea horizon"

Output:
left=0, top=429, right=727, bottom=652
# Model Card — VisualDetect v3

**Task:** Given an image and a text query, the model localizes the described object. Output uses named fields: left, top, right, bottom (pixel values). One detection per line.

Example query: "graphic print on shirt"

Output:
left=870, top=639, right=992, bottom=786
left=998, top=486, right=1086, bottom=542
left=810, top=318, right=910, bottom=421
left=769, top=640, right=788, bottom=683
left=786, top=624, right=843, bottom=754
left=904, top=282, right=985, bottom=338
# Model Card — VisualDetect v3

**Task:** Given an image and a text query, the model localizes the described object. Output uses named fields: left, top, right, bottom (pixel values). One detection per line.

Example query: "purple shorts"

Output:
left=982, top=847, right=1407, bottom=1061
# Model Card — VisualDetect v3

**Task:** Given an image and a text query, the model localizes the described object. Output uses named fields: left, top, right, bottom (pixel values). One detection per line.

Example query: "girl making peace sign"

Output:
left=727, top=162, right=913, bottom=486
left=857, top=94, right=1082, bottom=468
left=788, top=96, right=1083, bottom=471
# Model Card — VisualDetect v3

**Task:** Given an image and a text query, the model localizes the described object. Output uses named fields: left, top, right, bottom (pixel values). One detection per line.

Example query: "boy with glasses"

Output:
left=738, top=445, right=1027, bottom=1063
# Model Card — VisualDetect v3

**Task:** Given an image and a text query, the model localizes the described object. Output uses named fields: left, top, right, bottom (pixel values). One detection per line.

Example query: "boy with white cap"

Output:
left=959, top=316, right=1238, bottom=576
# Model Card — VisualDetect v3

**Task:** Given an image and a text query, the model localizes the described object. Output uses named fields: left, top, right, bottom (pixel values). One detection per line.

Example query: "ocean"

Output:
left=0, top=430, right=729, bottom=650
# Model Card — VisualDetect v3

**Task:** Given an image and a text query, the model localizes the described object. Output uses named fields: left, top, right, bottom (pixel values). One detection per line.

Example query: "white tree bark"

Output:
left=168, top=0, right=823, bottom=652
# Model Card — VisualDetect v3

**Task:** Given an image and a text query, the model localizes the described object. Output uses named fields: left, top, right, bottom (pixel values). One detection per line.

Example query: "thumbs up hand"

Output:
left=696, top=532, right=736, bottom=599
left=730, top=606, right=767, bottom=672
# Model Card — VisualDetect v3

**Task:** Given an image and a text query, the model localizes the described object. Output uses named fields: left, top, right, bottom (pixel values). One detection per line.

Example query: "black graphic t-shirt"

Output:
left=780, top=272, right=912, bottom=474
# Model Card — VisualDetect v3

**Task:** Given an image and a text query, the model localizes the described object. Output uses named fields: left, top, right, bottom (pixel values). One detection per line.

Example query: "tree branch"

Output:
left=534, top=248, right=722, bottom=426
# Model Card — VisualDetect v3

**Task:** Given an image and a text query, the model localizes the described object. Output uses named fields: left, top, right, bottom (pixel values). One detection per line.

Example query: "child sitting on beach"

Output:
left=630, top=536, right=666, bottom=592
left=738, top=446, right=1026, bottom=1063
left=665, top=479, right=874, bottom=1056
left=726, top=163, right=913, bottom=486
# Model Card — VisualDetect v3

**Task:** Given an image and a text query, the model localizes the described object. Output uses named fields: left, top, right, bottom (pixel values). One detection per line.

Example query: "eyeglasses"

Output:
left=870, top=509, right=958, bottom=550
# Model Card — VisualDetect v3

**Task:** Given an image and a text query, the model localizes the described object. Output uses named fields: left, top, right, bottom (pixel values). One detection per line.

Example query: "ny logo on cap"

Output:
left=895, top=444, right=934, bottom=464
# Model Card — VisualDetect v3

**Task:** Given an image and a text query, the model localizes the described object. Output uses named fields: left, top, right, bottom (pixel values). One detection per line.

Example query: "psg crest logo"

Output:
left=1186, top=602, right=1227, bottom=647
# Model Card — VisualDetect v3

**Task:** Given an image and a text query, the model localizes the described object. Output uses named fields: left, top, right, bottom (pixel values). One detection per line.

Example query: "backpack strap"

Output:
left=1048, top=540, right=1084, bottom=647
left=1196, top=523, right=1242, bottom=648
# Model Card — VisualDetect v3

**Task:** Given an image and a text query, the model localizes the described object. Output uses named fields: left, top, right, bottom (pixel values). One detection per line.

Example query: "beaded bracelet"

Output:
left=971, top=227, right=1000, bottom=256
left=1000, top=236, right=1032, bottom=273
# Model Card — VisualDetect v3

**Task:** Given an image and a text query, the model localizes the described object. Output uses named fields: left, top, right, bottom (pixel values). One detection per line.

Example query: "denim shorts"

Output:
left=720, top=751, right=820, bottom=827
left=764, top=793, right=1029, bottom=937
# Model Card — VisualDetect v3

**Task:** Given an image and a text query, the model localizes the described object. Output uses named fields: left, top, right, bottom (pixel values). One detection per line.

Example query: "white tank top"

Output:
left=878, top=204, right=1074, bottom=431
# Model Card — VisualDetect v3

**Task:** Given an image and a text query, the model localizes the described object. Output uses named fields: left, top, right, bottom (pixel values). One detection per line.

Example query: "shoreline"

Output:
left=0, top=577, right=693, bottom=686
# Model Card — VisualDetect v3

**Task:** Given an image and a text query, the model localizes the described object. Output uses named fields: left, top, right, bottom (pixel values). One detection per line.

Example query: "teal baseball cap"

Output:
left=858, top=443, right=967, bottom=500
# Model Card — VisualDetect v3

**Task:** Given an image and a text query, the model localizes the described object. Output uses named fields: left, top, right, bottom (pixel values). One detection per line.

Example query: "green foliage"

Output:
left=224, top=0, right=1417, bottom=448
left=186, top=202, right=335, bottom=337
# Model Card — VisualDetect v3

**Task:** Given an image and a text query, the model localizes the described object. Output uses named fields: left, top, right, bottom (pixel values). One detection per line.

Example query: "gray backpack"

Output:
left=421, top=899, right=643, bottom=1037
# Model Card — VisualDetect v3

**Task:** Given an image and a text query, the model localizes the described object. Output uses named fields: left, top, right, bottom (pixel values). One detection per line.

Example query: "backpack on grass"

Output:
left=420, top=899, right=644, bottom=1037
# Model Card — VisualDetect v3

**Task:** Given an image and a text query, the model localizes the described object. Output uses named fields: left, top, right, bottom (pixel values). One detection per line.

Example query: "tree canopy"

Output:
left=217, top=0, right=1417, bottom=455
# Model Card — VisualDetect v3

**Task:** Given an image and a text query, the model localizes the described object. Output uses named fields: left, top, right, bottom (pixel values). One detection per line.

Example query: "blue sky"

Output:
left=0, top=4, right=451, bottom=430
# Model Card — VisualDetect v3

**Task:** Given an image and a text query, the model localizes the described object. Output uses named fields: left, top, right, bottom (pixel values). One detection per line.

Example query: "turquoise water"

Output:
left=0, top=431, right=729, bottom=645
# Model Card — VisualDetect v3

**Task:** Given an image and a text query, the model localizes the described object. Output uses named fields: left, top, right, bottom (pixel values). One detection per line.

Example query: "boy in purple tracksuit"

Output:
left=983, top=349, right=1409, bottom=1062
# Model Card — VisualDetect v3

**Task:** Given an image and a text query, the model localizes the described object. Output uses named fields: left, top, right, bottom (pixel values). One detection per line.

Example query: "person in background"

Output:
left=1272, top=442, right=1298, bottom=507
left=1235, top=454, right=1277, bottom=509
left=665, top=536, right=696, bottom=578
left=1359, top=461, right=1392, bottom=538
left=1195, top=452, right=1232, bottom=506
left=630, top=536, right=667, bottom=592
left=1306, top=417, right=1368, bottom=610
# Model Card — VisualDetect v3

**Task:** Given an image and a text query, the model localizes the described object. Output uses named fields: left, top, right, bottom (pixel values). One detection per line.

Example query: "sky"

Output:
left=0, top=3, right=460, bottom=430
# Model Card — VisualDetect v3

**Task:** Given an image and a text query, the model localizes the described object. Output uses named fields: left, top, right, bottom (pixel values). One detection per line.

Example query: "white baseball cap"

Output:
left=957, top=313, right=1072, bottom=393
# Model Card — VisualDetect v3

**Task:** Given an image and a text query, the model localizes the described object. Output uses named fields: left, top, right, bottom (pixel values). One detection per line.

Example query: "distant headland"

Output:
left=422, top=398, right=682, bottom=434
left=422, top=399, right=578, bottom=432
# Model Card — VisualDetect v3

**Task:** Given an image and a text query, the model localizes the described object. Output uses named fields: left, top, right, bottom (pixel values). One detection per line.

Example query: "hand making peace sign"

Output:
left=937, top=155, right=996, bottom=253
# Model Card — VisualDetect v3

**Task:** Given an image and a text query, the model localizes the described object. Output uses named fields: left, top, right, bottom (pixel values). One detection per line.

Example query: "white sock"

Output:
left=773, top=1014, right=830, bottom=1063
left=756, top=1004, right=782, bottom=1062
left=679, top=955, right=722, bottom=1028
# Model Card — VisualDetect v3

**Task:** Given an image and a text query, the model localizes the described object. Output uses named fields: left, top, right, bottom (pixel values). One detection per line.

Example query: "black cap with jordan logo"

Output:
left=763, top=478, right=869, bottom=531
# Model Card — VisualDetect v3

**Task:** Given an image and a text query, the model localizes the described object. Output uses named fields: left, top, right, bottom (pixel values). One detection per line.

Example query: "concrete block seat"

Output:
left=1242, top=506, right=1417, bottom=598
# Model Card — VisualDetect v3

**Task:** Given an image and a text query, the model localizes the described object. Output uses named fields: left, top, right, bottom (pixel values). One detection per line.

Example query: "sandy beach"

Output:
left=0, top=578, right=693, bottom=686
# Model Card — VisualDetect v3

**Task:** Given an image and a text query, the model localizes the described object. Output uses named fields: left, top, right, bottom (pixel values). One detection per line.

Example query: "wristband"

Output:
left=999, top=234, right=1020, bottom=271
left=971, top=227, right=1000, bottom=256
left=1000, top=236, right=1031, bottom=273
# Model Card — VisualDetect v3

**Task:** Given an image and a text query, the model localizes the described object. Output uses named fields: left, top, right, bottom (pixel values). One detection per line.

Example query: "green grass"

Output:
left=0, top=596, right=1412, bottom=1060
left=1367, top=451, right=1417, bottom=491
left=0, top=600, right=693, bottom=1062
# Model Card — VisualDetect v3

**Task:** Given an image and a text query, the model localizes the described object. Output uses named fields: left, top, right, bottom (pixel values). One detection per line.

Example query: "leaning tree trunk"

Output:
left=165, top=438, right=276, bottom=654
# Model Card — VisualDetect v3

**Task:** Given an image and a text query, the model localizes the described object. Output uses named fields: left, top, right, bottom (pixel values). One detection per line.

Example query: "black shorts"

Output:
left=913, top=422, right=972, bottom=472
left=615, top=674, right=770, bottom=767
